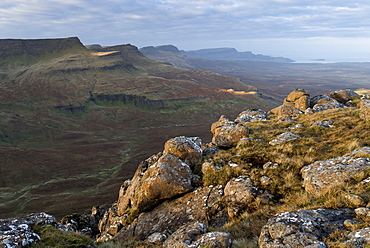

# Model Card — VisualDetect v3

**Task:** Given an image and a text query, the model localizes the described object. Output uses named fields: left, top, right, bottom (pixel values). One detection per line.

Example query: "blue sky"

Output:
left=1, top=0, right=370, bottom=61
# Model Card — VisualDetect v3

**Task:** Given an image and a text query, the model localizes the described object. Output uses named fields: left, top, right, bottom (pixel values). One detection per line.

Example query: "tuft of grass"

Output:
left=26, top=224, right=93, bottom=248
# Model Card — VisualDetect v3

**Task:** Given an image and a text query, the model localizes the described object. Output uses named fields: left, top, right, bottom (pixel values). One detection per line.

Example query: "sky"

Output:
left=1, top=0, right=370, bottom=62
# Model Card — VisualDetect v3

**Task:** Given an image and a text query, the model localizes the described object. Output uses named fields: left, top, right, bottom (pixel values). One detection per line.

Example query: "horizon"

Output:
left=2, top=1, right=370, bottom=62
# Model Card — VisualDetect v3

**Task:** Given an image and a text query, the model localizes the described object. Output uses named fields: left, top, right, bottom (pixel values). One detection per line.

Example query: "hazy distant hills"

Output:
left=140, top=45, right=294, bottom=69
left=0, top=37, right=272, bottom=218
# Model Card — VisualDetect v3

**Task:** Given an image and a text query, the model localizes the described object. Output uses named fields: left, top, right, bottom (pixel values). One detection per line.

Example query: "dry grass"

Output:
left=203, top=106, right=370, bottom=247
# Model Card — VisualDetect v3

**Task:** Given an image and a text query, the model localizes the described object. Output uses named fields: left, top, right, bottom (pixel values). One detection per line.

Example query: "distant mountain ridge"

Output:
left=140, top=45, right=294, bottom=65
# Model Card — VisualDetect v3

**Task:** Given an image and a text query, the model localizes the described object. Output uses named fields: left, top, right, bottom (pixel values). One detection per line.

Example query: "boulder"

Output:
left=311, top=120, right=334, bottom=128
left=98, top=185, right=228, bottom=241
left=310, top=95, right=345, bottom=112
left=234, top=109, right=269, bottom=123
left=212, top=123, right=249, bottom=148
left=163, top=222, right=232, bottom=248
left=360, top=99, right=370, bottom=120
left=326, top=89, right=360, bottom=104
left=259, top=209, right=356, bottom=248
left=60, top=207, right=105, bottom=237
left=210, top=115, right=234, bottom=134
left=269, top=132, right=301, bottom=145
left=0, top=212, right=64, bottom=248
left=163, top=136, right=202, bottom=167
left=342, top=227, right=370, bottom=247
left=270, top=105, right=304, bottom=119
left=283, top=89, right=310, bottom=111
left=301, top=147, right=370, bottom=194
left=224, top=176, right=258, bottom=218
left=117, top=153, right=193, bottom=215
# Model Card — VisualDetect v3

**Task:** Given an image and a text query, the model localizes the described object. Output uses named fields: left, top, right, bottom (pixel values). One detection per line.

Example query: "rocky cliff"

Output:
left=2, top=88, right=369, bottom=247
left=0, top=37, right=85, bottom=63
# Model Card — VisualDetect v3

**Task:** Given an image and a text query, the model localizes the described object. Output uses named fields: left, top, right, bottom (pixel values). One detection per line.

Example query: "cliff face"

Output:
left=0, top=37, right=85, bottom=60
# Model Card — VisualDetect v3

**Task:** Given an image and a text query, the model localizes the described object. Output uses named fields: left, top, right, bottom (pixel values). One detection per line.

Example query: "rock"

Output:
left=360, top=99, right=370, bottom=120
left=163, top=222, right=232, bottom=248
left=287, top=123, right=304, bottom=129
left=99, top=185, right=228, bottom=241
left=326, top=89, right=360, bottom=104
left=201, top=162, right=221, bottom=175
left=313, top=102, right=345, bottom=112
left=310, top=95, right=339, bottom=107
left=60, top=207, right=105, bottom=237
left=145, top=232, right=167, bottom=245
left=283, top=89, right=310, bottom=111
left=344, top=194, right=365, bottom=207
left=234, top=108, right=269, bottom=123
left=355, top=207, right=370, bottom=218
left=117, top=153, right=193, bottom=215
left=259, top=209, right=356, bottom=248
left=202, top=146, right=221, bottom=156
left=212, top=123, right=249, bottom=148
left=311, top=120, right=334, bottom=128
left=163, top=136, right=202, bottom=167
left=0, top=212, right=61, bottom=248
left=301, top=147, right=370, bottom=194
left=269, top=132, right=301, bottom=145
left=341, top=227, right=370, bottom=247
left=263, top=162, right=280, bottom=170
left=260, top=176, right=273, bottom=186
left=210, top=115, right=234, bottom=134
left=224, top=176, right=258, bottom=218
left=270, top=105, right=304, bottom=119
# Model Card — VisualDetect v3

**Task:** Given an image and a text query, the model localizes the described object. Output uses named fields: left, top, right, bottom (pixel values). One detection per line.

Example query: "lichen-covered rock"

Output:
left=145, top=232, right=167, bottom=244
left=301, top=147, right=370, bottom=194
left=259, top=209, right=356, bottom=248
left=0, top=213, right=62, bottom=248
left=60, top=207, right=105, bottom=237
left=311, top=120, right=334, bottom=128
left=210, top=115, right=234, bottom=134
left=234, top=109, right=269, bottom=123
left=163, top=222, right=232, bottom=248
left=283, top=89, right=310, bottom=111
left=341, top=227, right=370, bottom=247
left=360, top=99, right=370, bottom=120
left=310, top=95, right=345, bottom=112
left=117, top=153, right=193, bottom=215
left=163, top=136, right=202, bottom=167
left=212, top=123, right=249, bottom=148
left=98, top=185, right=228, bottom=241
left=270, top=105, right=304, bottom=119
left=326, top=89, right=360, bottom=104
left=269, top=132, right=301, bottom=145
left=224, top=176, right=258, bottom=218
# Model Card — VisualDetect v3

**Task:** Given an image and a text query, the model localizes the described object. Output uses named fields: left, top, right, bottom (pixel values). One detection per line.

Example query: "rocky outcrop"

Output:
left=259, top=209, right=356, bottom=248
left=211, top=116, right=249, bottom=148
left=0, top=37, right=85, bottom=59
left=360, top=99, right=370, bottom=120
left=162, top=222, right=232, bottom=248
left=163, top=136, right=202, bottom=168
left=270, top=105, right=304, bottom=119
left=283, top=89, right=310, bottom=111
left=0, top=213, right=65, bottom=248
left=116, top=152, right=194, bottom=215
left=224, top=176, right=258, bottom=218
left=269, top=132, right=301, bottom=145
left=326, top=89, right=359, bottom=105
left=301, top=147, right=370, bottom=194
left=234, top=108, right=269, bottom=123
left=98, top=185, right=227, bottom=242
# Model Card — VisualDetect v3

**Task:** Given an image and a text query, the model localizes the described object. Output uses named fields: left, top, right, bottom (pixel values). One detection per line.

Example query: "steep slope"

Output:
left=0, top=38, right=271, bottom=219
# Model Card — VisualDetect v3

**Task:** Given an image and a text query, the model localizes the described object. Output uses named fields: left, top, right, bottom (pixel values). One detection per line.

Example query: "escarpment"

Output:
left=1, top=88, right=370, bottom=248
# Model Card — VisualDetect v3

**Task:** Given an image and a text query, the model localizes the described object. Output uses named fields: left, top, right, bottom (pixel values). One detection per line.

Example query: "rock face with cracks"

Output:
left=259, top=209, right=356, bottom=248
left=301, top=147, right=370, bottom=194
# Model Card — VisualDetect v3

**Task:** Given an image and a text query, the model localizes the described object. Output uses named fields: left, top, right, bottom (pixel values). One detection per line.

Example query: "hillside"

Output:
left=0, top=38, right=272, bottom=219
left=2, top=89, right=370, bottom=248
left=140, top=45, right=370, bottom=104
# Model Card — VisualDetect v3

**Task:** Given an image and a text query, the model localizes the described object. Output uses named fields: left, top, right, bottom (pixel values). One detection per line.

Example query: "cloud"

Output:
left=1, top=0, right=370, bottom=60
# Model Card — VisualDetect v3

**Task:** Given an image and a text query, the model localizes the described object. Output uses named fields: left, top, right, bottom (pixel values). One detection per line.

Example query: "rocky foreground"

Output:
left=1, top=89, right=370, bottom=247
